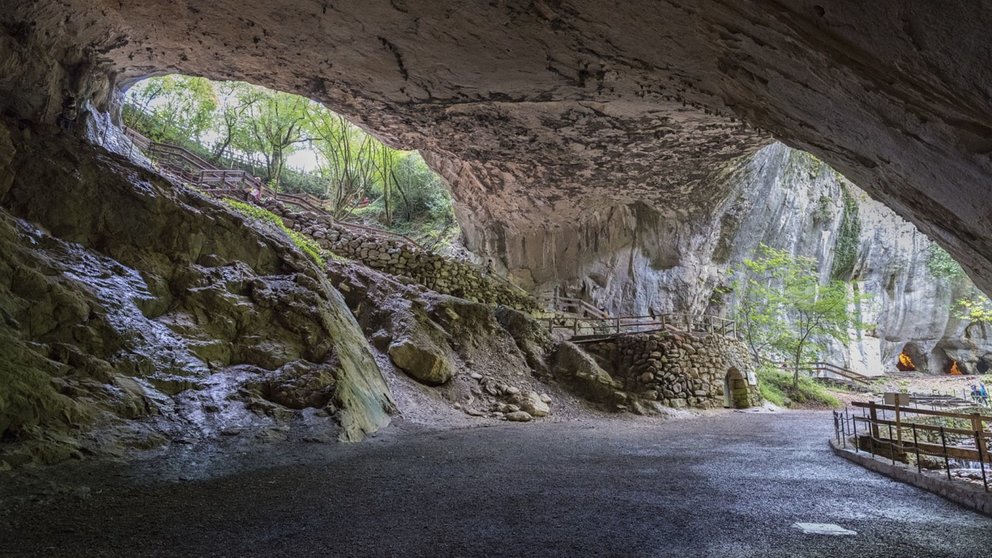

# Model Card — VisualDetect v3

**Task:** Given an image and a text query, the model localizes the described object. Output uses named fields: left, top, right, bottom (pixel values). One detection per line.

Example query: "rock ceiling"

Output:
left=3, top=0, right=991, bottom=289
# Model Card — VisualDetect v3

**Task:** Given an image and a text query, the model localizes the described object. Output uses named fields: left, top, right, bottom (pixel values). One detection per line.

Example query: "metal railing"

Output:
left=833, top=401, right=992, bottom=492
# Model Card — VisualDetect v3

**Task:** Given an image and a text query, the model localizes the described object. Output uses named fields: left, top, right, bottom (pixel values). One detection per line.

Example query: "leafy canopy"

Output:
left=734, top=244, right=870, bottom=386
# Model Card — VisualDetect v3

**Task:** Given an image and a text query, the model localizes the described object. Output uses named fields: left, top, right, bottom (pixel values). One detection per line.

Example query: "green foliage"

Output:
left=756, top=365, right=842, bottom=408
left=124, top=76, right=217, bottom=144
left=927, top=243, right=965, bottom=280
left=735, top=244, right=871, bottom=386
left=954, top=294, right=992, bottom=325
left=829, top=184, right=861, bottom=279
left=222, top=198, right=325, bottom=266
left=125, top=74, right=457, bottom=240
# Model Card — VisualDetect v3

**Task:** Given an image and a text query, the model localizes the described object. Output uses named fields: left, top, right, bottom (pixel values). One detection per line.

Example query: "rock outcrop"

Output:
left=0, top=120, right=394, bottom=466
left=1, top=1, right=992, bottom=299
left=254, top=197, right=538, bottom=311
left=325, top=258, right=559, bottom=421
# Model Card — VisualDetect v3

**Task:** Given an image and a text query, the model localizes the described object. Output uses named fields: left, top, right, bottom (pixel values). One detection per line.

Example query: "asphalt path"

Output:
left=2, top=411, right=990, bottom=557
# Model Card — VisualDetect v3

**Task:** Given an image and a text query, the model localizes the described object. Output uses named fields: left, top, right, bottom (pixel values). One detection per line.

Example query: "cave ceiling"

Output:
left=3, top=0, right=992, bottom=289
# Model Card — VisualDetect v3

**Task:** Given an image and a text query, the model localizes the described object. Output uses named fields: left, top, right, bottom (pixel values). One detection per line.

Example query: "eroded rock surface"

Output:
left=0, top=120, right=393, bottom=466
left=1, top=1, right=991, bottom=296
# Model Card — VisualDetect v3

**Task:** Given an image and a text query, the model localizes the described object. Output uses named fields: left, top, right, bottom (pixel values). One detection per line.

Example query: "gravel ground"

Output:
left=1, top=411, right=989, bottom=557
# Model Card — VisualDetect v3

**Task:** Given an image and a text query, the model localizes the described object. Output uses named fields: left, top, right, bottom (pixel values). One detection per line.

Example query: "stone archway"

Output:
left=724, top=368, right=750, bottom=409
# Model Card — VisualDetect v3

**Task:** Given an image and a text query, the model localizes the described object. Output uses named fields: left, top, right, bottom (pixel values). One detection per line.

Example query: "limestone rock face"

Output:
left=388, top=338, right=454, bottom=386
left=1, top=2, right=992, bottom=296
left=0, top=120, right=394, bottom=465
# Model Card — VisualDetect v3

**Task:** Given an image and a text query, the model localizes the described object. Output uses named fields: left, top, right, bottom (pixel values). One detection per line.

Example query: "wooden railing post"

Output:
left=868, top=401, right=880, bottom=440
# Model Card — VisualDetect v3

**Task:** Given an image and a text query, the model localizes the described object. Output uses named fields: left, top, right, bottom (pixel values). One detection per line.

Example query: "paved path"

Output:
left=1, top=411, right=989, bottom=557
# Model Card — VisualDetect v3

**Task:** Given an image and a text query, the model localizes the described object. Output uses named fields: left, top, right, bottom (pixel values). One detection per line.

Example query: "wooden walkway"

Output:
left=541, top=297, right=738, bottom=340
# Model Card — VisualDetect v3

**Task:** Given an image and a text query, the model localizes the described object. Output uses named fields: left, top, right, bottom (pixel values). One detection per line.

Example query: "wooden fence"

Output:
left=834, top=401, right=992, bottom=491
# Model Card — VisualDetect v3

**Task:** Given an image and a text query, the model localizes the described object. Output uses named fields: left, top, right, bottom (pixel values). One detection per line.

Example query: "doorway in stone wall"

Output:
left=724, top=368, right=749, bottom=409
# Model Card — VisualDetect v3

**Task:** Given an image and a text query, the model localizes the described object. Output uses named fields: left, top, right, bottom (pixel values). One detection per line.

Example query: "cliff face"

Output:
left=499, top=143, right=991, bottom=374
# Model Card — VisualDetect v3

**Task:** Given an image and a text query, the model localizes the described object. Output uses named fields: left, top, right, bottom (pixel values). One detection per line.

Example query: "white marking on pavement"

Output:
left=791, top=523, right=857, bottom=536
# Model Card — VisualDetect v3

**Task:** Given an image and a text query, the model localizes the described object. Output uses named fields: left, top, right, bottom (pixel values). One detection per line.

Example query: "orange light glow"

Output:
left=897, top=352, right=916, bottom=371
left=949, top=360, right=963, bottom=375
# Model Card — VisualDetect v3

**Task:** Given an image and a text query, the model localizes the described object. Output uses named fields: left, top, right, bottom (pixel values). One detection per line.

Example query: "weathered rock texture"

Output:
left=325, top=259, right=560, bottom=422
left=1, top=1, right=991, bottom=297
left=254, top=198, right=538, bottom=311
left=512, top=143, right=992, bottom=375
left=0, top=120, right=393, bottom=466
left=571, top=332, right=758, bottom=412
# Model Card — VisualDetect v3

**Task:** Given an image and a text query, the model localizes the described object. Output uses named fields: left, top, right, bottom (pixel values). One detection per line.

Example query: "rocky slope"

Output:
left=0, top=120, right=397, bottom=466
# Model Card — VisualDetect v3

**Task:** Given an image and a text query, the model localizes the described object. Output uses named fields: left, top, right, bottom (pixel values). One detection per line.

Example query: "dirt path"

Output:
left=1, top=412, right=988, bottom=557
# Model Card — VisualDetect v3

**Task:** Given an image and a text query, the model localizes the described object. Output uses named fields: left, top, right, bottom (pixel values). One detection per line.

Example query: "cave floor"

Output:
left=1, top=411, right=989, bottom=557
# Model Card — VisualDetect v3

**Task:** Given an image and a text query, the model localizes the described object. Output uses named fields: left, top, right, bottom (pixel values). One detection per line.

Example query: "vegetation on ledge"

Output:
left=222, top=198, right=325, bottom=266
left=756, top=366, right=842, bottom=409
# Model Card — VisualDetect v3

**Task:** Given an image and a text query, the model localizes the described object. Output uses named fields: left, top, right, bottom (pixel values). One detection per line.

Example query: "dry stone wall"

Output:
left=257, top=199, right=538, bottom=312
left=581, top=331, right=759, bottom=409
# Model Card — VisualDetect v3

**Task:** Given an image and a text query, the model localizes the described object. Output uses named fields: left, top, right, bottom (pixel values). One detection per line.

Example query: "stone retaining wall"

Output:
left=258, top=199, right=538, bottom=311
left=581, top=331, right=759, bottom=409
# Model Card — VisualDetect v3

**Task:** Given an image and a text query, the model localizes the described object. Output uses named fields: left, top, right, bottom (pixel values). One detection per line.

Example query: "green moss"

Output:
left=756, top=366, right=842, bottom=409
left=830, top=183, right=861, bottom=279
left=222, top=198, right=325, bottom=266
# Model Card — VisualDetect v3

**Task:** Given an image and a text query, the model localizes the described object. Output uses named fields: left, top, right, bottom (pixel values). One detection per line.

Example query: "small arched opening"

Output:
left=896, top=342, right=927, bottom=372
left=977, top=358, right=990, bottom=374
left=724, top=368, right=750, bottom=409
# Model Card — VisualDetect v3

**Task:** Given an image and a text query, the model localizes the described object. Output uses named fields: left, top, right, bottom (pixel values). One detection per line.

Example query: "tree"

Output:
left=125, top=75, right=217, bottom=144
left=734, top=244, right=869, bottom=387
left=209, top=81, right=259, bottom=163
left=240, top=89, right=310, bottom=189
left=305, top=107, right=378, bottom=217
left=954, top=293, right=992, bottom=338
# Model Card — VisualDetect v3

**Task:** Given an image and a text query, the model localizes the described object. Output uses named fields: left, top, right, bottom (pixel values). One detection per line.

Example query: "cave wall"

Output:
left=0, top=120, right=395, bottom=466
left=495, top=142, right=992, bottom=374
left=1, top=1, right=992, bottom=297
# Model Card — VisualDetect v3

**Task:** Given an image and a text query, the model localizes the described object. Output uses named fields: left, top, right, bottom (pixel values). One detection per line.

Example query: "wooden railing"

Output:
left=542, top=296, right=610, bottom=320
left=547, top=312, right=738, bottom=340
left=808, top=361, right=871, bottom=386
left=835, top=402, right=992, bottom=491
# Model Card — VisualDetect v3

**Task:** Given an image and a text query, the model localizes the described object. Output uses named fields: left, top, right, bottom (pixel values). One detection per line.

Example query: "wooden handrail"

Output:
left=851, top=401, right=992, bottom=422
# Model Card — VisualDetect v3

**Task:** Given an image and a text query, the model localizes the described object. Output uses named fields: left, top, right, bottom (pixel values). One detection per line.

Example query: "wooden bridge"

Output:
left=540, top=297, right=738, bottom=341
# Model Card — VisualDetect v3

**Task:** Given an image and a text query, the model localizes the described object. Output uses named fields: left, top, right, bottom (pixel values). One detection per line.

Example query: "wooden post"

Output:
left=895, top=396, right=902, bottom=446
left=869, top=401, right=880, bottom=439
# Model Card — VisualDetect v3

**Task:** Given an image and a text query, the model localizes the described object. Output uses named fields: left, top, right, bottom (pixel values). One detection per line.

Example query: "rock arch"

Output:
left=2, top=1, right=992, bottom=297
left=897, top=342, right=927, bottom=372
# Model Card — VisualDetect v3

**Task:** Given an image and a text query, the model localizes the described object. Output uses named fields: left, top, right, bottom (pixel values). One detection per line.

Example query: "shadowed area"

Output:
left=2, top=412, right=989, bottom=557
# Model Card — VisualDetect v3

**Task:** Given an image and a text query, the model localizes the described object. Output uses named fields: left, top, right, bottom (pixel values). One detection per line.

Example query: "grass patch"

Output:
left=756, top=366, right=842, bottom=409
left=222, top=198, right=325, bottom=266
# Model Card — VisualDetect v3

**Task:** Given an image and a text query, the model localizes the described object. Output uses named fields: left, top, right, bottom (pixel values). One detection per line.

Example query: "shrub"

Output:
left=756, top=365, right=842, bottom=408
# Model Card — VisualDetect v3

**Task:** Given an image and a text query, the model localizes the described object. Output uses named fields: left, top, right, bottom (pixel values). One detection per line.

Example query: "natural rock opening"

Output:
left=3, top=2, right=992, bottom=296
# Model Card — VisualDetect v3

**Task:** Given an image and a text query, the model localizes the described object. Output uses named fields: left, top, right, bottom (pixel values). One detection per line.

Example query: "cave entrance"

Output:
left=896, top=342, right=926, bottom=372
left=724, top=368, right=750, bottom=409
left=978, top=358, right=990, bottom=374
left=120, top=74, right=457, bottom=247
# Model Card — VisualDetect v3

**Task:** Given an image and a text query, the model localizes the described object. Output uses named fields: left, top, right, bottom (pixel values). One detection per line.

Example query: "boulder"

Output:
left=505, top=411, right=533, bottom=422
left=387, top=338, right=453, bottom=386
left=516, top=391, right=550, bottom=417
